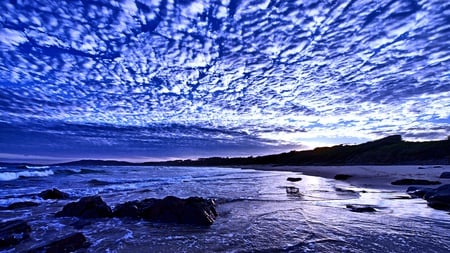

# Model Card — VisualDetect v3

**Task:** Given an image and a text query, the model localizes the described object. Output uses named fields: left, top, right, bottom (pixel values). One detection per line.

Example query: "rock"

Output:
left=425, top=184, right=450, bottom=210
left=0, top=219, right=31, bottom=249
left=113, top=196, right=217, bottom=226
left=439, top=172, right=450, bottom=179
left=39, top=188, right=69, bottom=200
left=286, top=177, right=302, bottom=182
left=391, top=179, right=441, bottom=185
left=113, top=201, right=141, bottom=218
left=334, top=174, right=352, bottom=180
left=406, top=186, right=434, bottom=198
left=346, top=204, right=376, bottom=213
left=417, top=166, right=427, bottom=170
left=7, top=201, right=39, bottom=210
left=56, top=196, right=112, bottom=218
left=25, top=232, right=89, bottom=253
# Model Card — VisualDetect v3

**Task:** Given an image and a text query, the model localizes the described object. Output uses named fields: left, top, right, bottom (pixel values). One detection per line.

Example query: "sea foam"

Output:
left=0, top=169, right=54, bottom=181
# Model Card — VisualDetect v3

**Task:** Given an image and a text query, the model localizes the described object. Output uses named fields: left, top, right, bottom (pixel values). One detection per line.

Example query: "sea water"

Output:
left=1, top=166, right=449, bottom=252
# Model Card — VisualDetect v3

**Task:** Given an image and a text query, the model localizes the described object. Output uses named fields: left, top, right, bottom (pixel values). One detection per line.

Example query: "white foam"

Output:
left=0, top=170, right=54, bottom=181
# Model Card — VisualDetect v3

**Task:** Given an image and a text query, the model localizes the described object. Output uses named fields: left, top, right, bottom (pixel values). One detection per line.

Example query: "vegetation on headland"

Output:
left=50, top=135, right=450, bottom=167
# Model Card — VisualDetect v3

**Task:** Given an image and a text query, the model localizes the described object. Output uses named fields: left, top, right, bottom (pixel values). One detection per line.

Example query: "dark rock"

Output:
left=113, top=202, right=141, bottom=218
left=25, top=232, right=89, bottom=253
left=56, top=196, right=112, bottom=218
left=7, top=201, right=39, bottom=210
left=38, top=188, right=69, bottom=200
left=346, top=204, right=376, bottom=213
left=0, top=219, right=31, bottom=249
left=425, top=184, right=450, bottom=210
left=439, top=172, right=450, bottom=179
left=418, top=166, right=427, bottom=169
left=391, top=179, right=441, bottom=185
left=113, top=196, right=217, bottom=226
left=334, top=174, right=352, bottom=180
left=286, top=177, right=302, bottom=182
left=406, top=186, right=434, bottom=198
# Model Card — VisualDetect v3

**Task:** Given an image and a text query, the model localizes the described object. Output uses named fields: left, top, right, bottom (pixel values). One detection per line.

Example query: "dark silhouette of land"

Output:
left=49, top=135, right=449, bottom=167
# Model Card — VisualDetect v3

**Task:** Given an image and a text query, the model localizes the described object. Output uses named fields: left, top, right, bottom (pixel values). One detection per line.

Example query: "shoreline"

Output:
left=240, top=164, right=450, bottom=190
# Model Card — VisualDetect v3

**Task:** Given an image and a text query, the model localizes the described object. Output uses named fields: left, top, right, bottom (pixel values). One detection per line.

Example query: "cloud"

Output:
left=0, top=0, right=449, bottom=161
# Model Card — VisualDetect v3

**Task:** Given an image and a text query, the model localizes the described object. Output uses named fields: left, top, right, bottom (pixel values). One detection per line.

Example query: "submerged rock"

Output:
left=286, top=177, right=302, bottom=182
left=391, top=179, right=441, bottom=185
left=7, top=201, right=39, bottom=210
left=56, top=196, right=112, bottom=218
left=39, top=188, right=69, bottom=200
left=334, top=174, right=352, bottom=180
left=0, top=219, right=31, bottom=249
left=113, top=196, right=217, bottom=226
left=439, top=172, right=450, bottom=179
left=346, top=204, right=376, bottom=213
left=25, top=232, right=89, bottom=253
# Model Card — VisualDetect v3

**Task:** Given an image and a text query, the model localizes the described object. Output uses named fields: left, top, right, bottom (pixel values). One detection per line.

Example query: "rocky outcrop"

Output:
left=439, top=172, right=450, bottom=178
left=391, top=179, right=441, bottom=185
left=423, top=184, right=450, bottom=210
left=0, top=219, right=31, bottom=249
left=406, top=186, right=434, bottom=198
left=405, top=184, right=450, bottom=211
left=25, top=232, right=89, bottom=253
left=345, top=204, right=376, bottom=213
left=286, top=177, right=302, bottom=182
left=56, top=196, right=112, bottom=218
left=6, top=201, right=39, bottom=210
left=113, top=196, right=217, bottom=226
left=56, top=195, right=217, bottom=226
left=39, top=188, right=69, bottom=200
left=334, top=174, right=352, bottom=180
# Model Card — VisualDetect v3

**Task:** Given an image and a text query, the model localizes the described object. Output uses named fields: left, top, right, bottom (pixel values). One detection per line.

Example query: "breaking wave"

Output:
left=0, top=170, right=54, bottom=181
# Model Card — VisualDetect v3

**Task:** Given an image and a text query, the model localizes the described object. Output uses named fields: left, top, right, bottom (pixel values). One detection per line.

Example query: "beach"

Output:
left=246, top=164, right=450, bottom=190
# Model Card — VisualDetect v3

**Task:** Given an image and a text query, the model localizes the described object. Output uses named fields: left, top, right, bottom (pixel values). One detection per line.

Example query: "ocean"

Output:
left=1, top=165, right=449, bottom=252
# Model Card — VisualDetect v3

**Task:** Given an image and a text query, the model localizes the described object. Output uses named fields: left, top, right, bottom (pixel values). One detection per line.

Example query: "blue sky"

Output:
left=0, top=0, right=449, bottom=163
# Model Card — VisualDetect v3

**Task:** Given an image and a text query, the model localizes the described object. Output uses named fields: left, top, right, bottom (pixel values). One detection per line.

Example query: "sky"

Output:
left=0, top=0, right=449, bottom=163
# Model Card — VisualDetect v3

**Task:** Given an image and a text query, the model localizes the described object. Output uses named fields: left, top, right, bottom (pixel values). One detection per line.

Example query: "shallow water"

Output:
left=1, top=166, right=449, bottom=252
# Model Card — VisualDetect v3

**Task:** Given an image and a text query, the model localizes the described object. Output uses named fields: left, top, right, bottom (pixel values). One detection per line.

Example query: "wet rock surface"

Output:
left=114, top=196, right=217, bottom=226
left=56, top=196, right=113, bottom=218
left=391, top=179, right=441, bottom=185
left=0, top=219, right=31, bottom=249
left=38, top=188, right=69, bottom=200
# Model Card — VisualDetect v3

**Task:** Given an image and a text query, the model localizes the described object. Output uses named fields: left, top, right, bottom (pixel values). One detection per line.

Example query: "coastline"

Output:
left=240, top=164, right=450, bottom=190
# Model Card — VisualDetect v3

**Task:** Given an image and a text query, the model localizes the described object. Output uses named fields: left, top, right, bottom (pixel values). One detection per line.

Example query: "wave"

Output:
left=0, top=170, right=54, bottom=181
left=54, top=168, right=106, bottom=175
left=27, top=166, right=50, bottom=169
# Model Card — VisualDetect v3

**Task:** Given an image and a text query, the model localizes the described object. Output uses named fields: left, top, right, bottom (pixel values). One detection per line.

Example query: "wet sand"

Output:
left=243, top=165, right=450, bottom=190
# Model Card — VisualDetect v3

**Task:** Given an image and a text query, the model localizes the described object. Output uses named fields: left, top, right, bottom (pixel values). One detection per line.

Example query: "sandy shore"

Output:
left=243, top=164, right=450, bottom=190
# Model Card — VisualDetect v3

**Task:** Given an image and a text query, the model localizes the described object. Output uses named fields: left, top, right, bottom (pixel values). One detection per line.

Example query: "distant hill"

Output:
left=55, top=159, right=134, bottom=166
left=36, top=135, right=450, bottom=167
left=146, top=135, right=450, bottom=166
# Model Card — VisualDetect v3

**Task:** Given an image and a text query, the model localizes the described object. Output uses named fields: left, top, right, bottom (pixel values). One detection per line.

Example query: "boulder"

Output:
left=25, top=232, right=89, bottom=253
left=39, top=188, right=69, bottom=200
left=334, top=174, right=352, bottom=180
left=346, top=204, right=376, bottom=213
left=439, top=172, right=450, bottom=179
left=56, top=196, right=112, bottom=218
left=113, top=196, right=217, bottom=226
left=286, top=177, right=302, bottom=182
left=0, top=219, right=31, bottom=249
left=391, top=179, right=441, bottom=185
